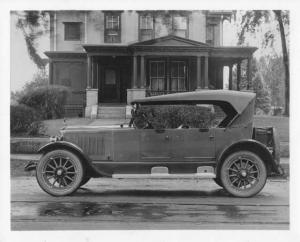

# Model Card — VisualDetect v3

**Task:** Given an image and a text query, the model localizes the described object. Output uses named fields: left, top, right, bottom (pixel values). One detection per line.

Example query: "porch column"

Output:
left=49, top=60, right=53, bottom=84
left=132, top=55, right=138, bottom=88
left=85, top=55, right=98, bottom=119
left=87, top=55, right=92, bottom=88
left=140, top=55, right=145, bottom=88
left=204, top=56, right=209, bottom=89
left=247, top=57, right=251, bottom=90
left=228, top=64, right=233, bottom=90
left=196, top=56, right=202, bottom=89
left=237, top=62, right=241, bottom=91
left=127, top=54, right=146, bottom=105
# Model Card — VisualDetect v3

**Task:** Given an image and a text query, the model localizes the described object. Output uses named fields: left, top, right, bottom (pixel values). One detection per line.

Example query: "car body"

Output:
left=27, top=90, right=283, bottom=197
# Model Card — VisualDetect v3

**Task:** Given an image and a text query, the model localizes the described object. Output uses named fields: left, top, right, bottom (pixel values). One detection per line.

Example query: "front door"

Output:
left=101, top=67, right=120, bottom=102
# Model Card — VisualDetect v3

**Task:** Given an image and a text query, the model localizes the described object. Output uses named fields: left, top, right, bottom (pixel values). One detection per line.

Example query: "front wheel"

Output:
left=213, top=177, right=223, bottom=188
left=36, top=149, right=84, bottom=196
left=220, top=151, right=267, bottom=198
left=80, top=176, right=91, bottom=187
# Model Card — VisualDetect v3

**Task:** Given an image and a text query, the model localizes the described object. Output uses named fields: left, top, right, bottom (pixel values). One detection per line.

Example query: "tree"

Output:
left=252, top=73, right=271, bottom=115
left=13, top=11, right=49, bottom=70
left=11, top=71, right=48, bottom=104
left=258, top=56, right=285, bottom=108
left=233, top=57, right=271, bottom=114
left=238, top=10, right=289, bottom=116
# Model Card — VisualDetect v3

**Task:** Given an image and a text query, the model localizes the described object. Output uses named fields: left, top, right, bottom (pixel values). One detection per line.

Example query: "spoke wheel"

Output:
left=36, top=150, right=84, bottom=196
left=220, top=151, right=267, bottom=197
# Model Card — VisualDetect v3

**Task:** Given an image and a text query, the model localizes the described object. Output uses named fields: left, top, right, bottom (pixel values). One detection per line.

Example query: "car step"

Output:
left=113, top=166, right=216, bottom=179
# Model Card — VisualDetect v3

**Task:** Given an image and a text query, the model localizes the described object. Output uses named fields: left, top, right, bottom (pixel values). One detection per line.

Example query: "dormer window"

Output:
left=172, top=16, right=188, bottom=38
left=206, top=24, right=215, bottom=45
left=139, top=13, right=154, bottom=41
left=64, top=22, right=82, bottom=41
left=104, top=11, right=121, bottom=43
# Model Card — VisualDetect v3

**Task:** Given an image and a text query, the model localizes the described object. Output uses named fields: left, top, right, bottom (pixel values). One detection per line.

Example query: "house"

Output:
left=45, top=10, right=257, bottom=118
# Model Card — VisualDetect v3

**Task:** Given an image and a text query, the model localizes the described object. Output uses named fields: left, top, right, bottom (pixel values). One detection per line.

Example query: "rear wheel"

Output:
left=220, top=151, right=267, bottom=197
left=36, top=149, right=84, bottom=196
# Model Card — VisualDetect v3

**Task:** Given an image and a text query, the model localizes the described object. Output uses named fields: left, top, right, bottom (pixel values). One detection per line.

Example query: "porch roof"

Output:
left=67, top=35, right=257, bottom=59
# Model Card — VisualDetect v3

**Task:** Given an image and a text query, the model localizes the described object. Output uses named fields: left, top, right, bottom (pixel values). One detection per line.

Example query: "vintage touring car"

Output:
left=26, top=90, right=283, bottom=197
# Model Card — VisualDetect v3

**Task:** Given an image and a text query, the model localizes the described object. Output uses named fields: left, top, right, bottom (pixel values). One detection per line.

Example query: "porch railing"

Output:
left=146, top=89, right=188, bottom=97
left=64, top=90, right=86, bottom=117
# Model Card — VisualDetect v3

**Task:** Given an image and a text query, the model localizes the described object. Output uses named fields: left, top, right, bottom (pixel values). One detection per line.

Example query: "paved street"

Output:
left=11, top=176, right=289, bottom=230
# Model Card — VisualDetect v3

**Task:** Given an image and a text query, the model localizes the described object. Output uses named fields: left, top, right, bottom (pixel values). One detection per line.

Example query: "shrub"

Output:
left=11, top=104, right=45, bottom=136
left=134, top=105, right=215, bottom=129
left=11, top=71, right=48, bottom=105
left=18, top=85, right=70, bottom=119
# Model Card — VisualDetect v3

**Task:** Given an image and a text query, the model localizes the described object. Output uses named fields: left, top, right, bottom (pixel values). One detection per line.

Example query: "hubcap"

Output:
left=241, top=170, right=247, bottom=177
left=228, top=157, right=259, bottom=190
left=42, top=156, right=77, bottom=189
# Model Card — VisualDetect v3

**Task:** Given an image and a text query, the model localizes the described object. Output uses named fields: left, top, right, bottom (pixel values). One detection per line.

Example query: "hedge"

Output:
left=10, top=104, right=45, bottom=136
left=18, top=85, right=70, bottom=119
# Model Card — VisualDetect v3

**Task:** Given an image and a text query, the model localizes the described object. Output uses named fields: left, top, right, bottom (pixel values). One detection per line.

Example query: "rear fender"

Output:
left=216, top=139, right=281, bottom=176
left=38, top=141, right=105, bottom=177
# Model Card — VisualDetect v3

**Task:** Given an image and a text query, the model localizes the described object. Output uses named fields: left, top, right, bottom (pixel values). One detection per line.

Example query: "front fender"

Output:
left=216, top=139, right=281, bottom=176
left=38, top=141, right=105, bottom=177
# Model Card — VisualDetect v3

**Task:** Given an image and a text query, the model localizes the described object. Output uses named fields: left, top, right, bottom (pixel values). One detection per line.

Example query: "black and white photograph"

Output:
left=1, top=0, right=299, bottom=241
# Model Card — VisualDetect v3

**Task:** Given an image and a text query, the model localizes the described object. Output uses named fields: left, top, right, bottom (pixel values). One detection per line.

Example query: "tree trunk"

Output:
left=274, top=10, right=289, bottom=116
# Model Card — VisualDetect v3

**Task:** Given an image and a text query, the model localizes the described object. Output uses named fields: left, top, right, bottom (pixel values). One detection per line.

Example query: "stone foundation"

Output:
left=85, top=88, right=98, bottom=118
left=126, top=88, right=146, bottom=104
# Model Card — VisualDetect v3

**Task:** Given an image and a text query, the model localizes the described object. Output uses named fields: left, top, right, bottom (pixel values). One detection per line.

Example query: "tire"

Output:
left=80, top=176, right=91, bottom=187
left=220, top=151, right=267, bottom=198
left=213, top=177, right=223, bottom=188
left=36, top=149, right=84, bottom=196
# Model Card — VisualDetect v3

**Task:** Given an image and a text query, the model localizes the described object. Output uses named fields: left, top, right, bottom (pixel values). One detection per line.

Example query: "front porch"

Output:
left=83, top=36, right=256, bottom=118
left=45, top=35, right=257, bottom=118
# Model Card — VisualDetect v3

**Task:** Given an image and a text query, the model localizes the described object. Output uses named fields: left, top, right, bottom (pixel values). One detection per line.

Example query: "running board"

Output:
left=112, top=173, right=216, bottom=179
left=113, top=166, right=215, bottom=179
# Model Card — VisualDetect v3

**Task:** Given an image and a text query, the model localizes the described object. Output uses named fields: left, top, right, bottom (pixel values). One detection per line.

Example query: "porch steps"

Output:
left=97, top=105, right=127, bottom=119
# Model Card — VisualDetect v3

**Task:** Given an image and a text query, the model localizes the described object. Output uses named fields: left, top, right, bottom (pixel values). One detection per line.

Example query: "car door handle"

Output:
left=209, top=135, right=214, bottom=139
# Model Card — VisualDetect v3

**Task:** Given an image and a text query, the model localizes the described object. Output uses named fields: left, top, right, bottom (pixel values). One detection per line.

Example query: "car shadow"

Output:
left=76, top=187, right=231, bottom=198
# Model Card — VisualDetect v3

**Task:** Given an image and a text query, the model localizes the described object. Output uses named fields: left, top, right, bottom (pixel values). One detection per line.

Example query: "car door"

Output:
left=182, top=127, right=216, bottom=162
left=139, top=129, right=172, bottom=161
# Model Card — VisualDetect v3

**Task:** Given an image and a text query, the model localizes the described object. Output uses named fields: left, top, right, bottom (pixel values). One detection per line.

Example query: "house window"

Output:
left=139, top=14, right=154, bottom=41
left=173, top=16, right=188, bottom=38
left=150, top=61, right=165, bottom=91
left=104, top=12, right=121, bottom=43
left=64, top=22, right=82, bottom=41
left=170, top=61, right=186, bottom=91
left=206, top=24, right=215, bottom=45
